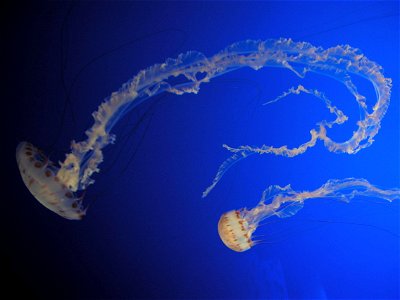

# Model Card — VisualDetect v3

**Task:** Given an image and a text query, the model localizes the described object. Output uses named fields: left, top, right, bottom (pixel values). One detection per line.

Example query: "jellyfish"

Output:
left=16, top=142, right=86, bottom=220
left=218, top=178, right=400, bottom=252
left=16, top=38, right=393, bottom=219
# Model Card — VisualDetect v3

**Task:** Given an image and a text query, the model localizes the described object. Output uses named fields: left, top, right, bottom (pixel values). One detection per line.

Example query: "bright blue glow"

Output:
left=12, top=1, right=399, bottom=299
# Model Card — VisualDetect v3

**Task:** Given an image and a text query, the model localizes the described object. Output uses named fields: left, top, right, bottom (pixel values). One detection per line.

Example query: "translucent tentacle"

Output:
left=57, top=39, right=391, bottom=194
left=18, top=39, right=393, bottom=220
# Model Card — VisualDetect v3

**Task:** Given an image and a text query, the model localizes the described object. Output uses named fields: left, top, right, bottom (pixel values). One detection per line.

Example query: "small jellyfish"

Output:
left=218, top=210, right=257, bottom=252
left=218, top=178, right=400, bottom=252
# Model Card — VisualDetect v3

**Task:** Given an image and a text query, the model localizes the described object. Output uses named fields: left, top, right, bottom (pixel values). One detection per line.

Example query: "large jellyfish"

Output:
left=16, top=38, right=394, bottom=220
left=218, top=178, right=400, bottom=252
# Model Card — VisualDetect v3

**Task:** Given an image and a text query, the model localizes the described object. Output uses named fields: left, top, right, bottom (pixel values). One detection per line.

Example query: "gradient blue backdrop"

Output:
left=7, top=1, right=399, bottom=299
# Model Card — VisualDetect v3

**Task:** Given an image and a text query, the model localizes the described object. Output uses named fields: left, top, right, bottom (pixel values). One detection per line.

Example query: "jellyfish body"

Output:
left=17, top=38, right=393, bottom=218
left=218, top=210, right=256, bottom=252
left=218, top=178, right=400, bottom=252
left=16, top=142, right=85, bottom=220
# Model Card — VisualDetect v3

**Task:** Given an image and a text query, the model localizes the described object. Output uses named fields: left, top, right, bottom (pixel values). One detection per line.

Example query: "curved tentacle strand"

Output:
left=16, top=38, right=392, bottom=219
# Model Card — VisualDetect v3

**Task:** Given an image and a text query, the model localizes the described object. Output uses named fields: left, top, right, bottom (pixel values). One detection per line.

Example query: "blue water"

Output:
left=9, top=1, right=399, bottom=299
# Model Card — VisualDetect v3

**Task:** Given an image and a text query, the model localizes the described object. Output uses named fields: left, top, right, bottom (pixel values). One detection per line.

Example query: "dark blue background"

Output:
left=6, top=1, right=399, bottom=299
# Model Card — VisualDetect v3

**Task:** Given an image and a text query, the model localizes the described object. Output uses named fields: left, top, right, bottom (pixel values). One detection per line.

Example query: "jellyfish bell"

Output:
left=218, top=210, right=257, bottom=252
left=16, top=141, right=86, bottom=220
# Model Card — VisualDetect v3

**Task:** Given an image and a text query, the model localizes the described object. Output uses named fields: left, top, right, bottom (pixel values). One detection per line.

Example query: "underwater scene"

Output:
left=7, top=1, right=399, bottom=299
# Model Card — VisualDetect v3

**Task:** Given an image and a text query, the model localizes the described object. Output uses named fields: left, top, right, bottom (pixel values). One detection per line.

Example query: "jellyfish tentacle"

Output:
left=17, top=39, right=392, bottom=219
